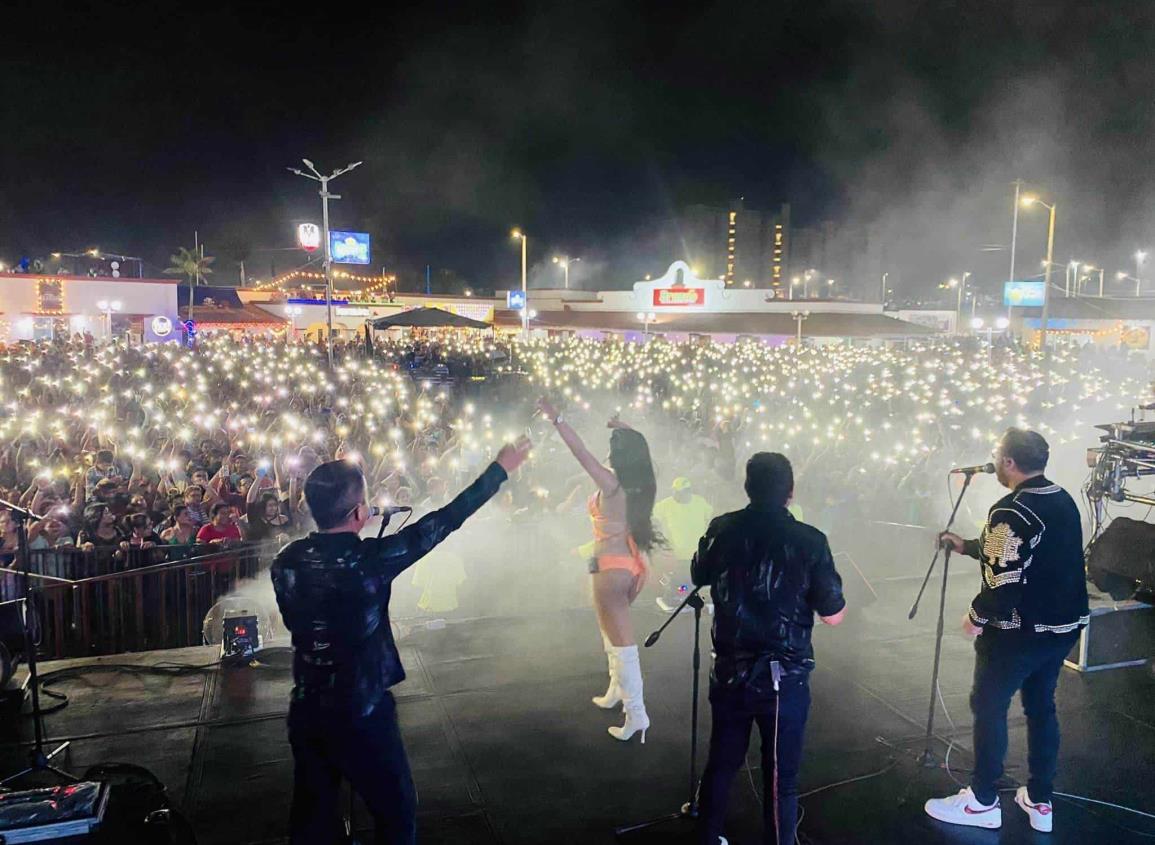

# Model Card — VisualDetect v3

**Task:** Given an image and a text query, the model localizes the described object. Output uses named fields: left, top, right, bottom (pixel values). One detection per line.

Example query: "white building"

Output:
left=0, top=273, right=180, bottom=343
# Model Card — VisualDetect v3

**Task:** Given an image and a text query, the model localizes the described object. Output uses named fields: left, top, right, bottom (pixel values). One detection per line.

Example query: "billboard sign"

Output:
left=297, top=223, right=321, bottom=252
left=507, top=290, right=526, bottom=310
left=1004, top=281, right=1046, bottom=307
left=653, top=287, right=706, bottom=307
left=145, top=315, right=180, bottom=344
left=330, top=231, right=371, bottom=265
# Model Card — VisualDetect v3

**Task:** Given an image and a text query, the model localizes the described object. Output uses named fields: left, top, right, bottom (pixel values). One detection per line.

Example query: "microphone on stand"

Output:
left=949, top=462, right=996, bottom=475
left=369, top=505, right=413, bottom=517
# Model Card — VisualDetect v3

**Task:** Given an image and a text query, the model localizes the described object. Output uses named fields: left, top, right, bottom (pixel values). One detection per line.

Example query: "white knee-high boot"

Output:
left=592, top=632, right=622, bottom=709
left=608, top=645, right=649, bottom=743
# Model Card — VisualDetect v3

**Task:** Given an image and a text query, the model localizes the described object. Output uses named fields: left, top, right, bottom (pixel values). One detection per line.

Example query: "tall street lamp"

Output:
left=636, top=311, right=657, bottom=339
left=1007, top=179, right=1025, bottom=329
left=791, top=310, right=810, bottom=348
left=552, top=255, right=580, bottom=290
left=285, top=305, right=304, bottom=342
left=1135, top=250, right=1148, bottom=296
left=791, top=269, right=816, bottom=300
left=512, top=229, right=528, bottom=337
left=287, top=158, right=363, bottom=368
left=1080, top=265, right=1104, bottom=297
left=96, top=299, right=122, bottom=342
left=947, top=271, right=970, bottom=333
left=1022, top=195, right=1056, bottom=354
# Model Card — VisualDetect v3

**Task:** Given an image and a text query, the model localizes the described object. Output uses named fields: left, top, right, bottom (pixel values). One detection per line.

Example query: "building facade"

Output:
left=679, top=199, right=791, bottom=293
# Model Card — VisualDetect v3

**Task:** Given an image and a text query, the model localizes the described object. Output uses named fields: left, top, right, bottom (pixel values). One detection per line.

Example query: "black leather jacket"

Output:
left=692, top=505, right=845, bottom=685
left=270, top=463, right=507, bottom=717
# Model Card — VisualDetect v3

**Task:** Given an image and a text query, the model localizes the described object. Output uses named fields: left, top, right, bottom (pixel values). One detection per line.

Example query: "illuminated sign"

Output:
left=653, top=287, right=706, bottom=307
left=151, top=315, right=173, bottom=337
left=297, top=223, right=321, bottom=252
left=1004, top=281, right=1045, bottom=307
left=335, top=306, right=371, bottom=317
left=36, top=278, right=64, bottom=314
left=330, top=231, right=371, bottom=265
left=1122, top=326, right=1151, bottom=350
left=507, top=290, right=526, bottom=310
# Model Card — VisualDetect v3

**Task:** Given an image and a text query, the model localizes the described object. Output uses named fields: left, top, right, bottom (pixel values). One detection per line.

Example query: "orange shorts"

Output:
left=594, top=554, right=647, bottom=579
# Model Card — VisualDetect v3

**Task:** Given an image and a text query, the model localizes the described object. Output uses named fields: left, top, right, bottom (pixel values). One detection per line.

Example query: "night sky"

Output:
left=3, top=1, right=1155, bottom=295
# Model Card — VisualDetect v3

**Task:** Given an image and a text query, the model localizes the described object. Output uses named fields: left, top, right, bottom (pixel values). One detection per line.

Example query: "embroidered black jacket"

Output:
left=963, top=475, right=1089, bottom=635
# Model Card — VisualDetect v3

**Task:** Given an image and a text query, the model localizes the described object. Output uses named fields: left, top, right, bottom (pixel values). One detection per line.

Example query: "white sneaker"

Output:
left=924, top=787, right=1002, bottom=829
left=1015, top=786, right=1053, bottom=832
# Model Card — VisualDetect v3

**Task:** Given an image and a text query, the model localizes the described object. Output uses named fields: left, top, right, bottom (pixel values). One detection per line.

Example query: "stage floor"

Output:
left=1, top=571, right=1153, bottom=844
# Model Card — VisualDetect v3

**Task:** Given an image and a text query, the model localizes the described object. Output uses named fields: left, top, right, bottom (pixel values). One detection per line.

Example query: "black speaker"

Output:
left=0, top=598, right=30, bottom=688
left=1086, top=518, right=1155, bottom=600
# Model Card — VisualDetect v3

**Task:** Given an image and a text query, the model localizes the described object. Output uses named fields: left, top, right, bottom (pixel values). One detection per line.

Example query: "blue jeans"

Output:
left=288, top=693, right=417, bottom=844
left=697, top=676, right=810, bottom=845
left=970, top=630, right=1078, bottom=806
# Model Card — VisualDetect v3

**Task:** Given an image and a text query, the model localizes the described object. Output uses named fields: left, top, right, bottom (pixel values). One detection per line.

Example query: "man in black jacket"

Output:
left=692, top=452, right=846, bottom=845
left=926, top=428, right=1089, bottom=833
left=271, top=437, right=531, bottom=845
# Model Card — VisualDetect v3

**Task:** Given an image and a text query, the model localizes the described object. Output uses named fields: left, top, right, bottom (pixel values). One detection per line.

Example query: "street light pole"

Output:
left=512, top=230, right=528, bottom=337
left=1136, top=250, right=1147, bottom=296
left=1023, top=200, right=1056, bottom=353
left=1008, top=179, right=1024, bottom=328
left=287, top=159, right=363, bottom=368
left=951, top=272, right=970, bottom=333
left=880, top=271, right=889, bottom=305
left=791, top=310, right=809, bottom=348
left=552, top=255, right=580, bottom=290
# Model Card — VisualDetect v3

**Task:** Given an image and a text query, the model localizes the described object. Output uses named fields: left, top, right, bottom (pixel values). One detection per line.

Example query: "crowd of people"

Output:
left=0, top=332, right=1149, bottom=611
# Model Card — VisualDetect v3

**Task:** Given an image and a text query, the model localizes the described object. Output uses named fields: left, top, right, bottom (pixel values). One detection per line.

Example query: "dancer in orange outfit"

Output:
left=537, top=397, right=660, bottom=743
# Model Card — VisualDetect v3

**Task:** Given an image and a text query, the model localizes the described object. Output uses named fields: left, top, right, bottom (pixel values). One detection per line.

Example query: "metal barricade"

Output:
left=0, top=543, right=270, bottom=659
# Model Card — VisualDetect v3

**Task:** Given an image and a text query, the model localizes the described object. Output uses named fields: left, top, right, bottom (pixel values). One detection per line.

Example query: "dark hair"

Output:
left=745, top=452, right=794, bottom=508
left=95, top=449, right=114, bottom=465
left=607, top=428, right=660, bottom=553
left=210, top=502, right=231, bottom=519
left=170, top=505, right=189, bottom=525
left=1000, top=428, right=1049, bottom=473
left=304, top=460, right=366, bottom=530
left=82, top=503, right=109, bottom=536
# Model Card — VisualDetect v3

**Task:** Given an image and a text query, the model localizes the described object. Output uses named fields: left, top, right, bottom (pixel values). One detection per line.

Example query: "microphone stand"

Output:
left=908, top=471, right=977, bottom=768
left=0, top=497, right=76, bottom=786
left=614, top=584, right=706, bottom=838
left=341, top=510, right=399, bottom=845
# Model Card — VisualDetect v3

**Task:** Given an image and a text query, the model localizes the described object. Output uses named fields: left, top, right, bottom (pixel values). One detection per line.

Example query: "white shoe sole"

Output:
left=1015, top=790, right=1053, bottom=833
left=924, top=801, right=1002, bottom=829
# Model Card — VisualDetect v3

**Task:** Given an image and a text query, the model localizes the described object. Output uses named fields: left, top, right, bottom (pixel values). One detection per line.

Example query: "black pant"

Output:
left=970, top=630, right=1078, bottom=806
left=287, top=693, right=417, bottom=845
left=697, top=677, right=810, bottom=845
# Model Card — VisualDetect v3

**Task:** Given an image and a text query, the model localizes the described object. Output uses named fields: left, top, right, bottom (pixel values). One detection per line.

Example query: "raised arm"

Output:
left=361, top=437, right=531, bottom=580
left=536, top=398, right=618, bottom=493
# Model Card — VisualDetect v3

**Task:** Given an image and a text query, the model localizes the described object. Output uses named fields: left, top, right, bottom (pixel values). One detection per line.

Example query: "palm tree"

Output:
left=164, top=246, right=214, bottom=322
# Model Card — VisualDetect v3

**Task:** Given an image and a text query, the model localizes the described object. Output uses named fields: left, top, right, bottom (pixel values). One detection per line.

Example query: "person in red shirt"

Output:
left=196, top=503, right=242, bottom=546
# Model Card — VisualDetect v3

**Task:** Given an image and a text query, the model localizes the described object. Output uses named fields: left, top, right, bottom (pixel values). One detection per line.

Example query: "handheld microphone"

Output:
left=949, top=462, right=995, bottom=475
left=369, top=505, right=413, bottom=517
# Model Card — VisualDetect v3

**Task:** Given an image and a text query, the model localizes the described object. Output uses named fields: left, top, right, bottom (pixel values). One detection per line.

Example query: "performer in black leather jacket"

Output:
left=272, top=437, right=530, bottom=845
left=691, top=452, right=846, bottom=845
